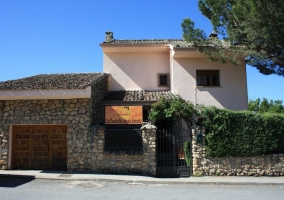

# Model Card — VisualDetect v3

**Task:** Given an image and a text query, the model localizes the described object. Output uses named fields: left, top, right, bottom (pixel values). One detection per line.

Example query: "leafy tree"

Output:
left=248, top=98, right=284, bottom=113
left=269, top=100, right=284, bottom=113
left=248, top=98, right=260, bottom=112
left=259, top=98, right=270, bottom=113
left=182, top=0, right=284, bottom=76
left=148, top=95, right=197, bottom=130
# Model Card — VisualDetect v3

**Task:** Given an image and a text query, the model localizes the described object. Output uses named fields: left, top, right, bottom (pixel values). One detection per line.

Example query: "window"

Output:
left=104, top=127, right=142, bottom=152
left=196, top=70, right=220, bottom=86
left=157, top=73, right=170, bottom=87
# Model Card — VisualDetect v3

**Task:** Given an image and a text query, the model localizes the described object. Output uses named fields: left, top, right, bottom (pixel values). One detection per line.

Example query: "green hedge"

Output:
left=199, top=106, right=284, bottom=157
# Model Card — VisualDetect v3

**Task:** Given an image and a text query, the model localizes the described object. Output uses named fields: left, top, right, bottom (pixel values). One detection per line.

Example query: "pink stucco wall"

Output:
left=103, top=52, right=170, bottom=90
left=172, top=57, right=248, bottom=110
left=102, top=46, right=248, bottom=111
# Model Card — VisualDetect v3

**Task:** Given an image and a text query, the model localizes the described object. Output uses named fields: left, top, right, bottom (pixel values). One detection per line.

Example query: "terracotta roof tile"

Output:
left=101, top=39, right=194, bottom=47
left=0, top=73, right=108, bottom=90
left=104, top=90, right=175, bottom=101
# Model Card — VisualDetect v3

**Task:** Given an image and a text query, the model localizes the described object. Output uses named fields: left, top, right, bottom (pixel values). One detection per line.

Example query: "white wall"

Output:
left=103, top=52, right=170, bottom=90
left=172, top=58, right=248, bottom=110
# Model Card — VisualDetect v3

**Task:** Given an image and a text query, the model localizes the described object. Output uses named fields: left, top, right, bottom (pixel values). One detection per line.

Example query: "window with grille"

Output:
left=196, top=70, right=220, bottom=86
left=157, top=73, right=170, bottom=87
left=105, top=129, right=142, bottom=151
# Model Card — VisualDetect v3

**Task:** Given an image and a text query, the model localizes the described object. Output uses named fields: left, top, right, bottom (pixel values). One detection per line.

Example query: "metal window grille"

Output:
left=157, top=73, right=170, bottom=87
left=105, top=129, right=142, bottom=150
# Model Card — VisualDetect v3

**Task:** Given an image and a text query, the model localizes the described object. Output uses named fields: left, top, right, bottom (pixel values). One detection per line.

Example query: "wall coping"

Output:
left=141, top=123, right=156, bottom=130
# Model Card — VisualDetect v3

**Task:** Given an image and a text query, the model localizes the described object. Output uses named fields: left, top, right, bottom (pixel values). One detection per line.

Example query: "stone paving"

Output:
left=1, top=170, right=284, bottom=185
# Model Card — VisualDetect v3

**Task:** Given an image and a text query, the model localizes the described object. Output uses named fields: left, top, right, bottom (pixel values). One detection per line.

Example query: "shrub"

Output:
left=199, top=106, right=284, bottom=157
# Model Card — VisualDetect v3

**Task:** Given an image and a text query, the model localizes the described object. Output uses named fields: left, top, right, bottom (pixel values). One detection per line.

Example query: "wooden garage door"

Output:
left=12, top=125, right=67, bottom=170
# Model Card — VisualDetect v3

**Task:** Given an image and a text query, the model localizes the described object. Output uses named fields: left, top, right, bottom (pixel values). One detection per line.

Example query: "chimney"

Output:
left=209, top=31, right=218, bottom=39
left=105, top=30, right=114, bottom=42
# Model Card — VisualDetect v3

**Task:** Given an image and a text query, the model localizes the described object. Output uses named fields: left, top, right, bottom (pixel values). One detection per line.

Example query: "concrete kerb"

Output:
left=1, top=171, right=284, bottom=186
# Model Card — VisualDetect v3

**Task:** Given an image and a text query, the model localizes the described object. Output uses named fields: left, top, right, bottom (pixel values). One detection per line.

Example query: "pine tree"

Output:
left=182, top=0, right=284, bottom=76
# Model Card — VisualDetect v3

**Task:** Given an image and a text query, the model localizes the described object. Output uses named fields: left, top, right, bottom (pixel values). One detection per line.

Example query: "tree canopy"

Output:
left=182, top=0, right=284, bottom=77
left=248, top=98, right=284, bottom=113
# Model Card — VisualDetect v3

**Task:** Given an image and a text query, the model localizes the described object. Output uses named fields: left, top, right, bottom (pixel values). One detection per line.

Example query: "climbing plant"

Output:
left=148, top=95, right=197, bottom=130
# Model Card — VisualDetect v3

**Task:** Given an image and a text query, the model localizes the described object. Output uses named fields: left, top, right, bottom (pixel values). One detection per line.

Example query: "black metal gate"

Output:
left=156, top=129, right=191, bottom=178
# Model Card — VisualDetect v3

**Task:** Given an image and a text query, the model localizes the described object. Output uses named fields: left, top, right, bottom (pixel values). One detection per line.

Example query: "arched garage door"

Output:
left=12, top=125, right=67, bottom=170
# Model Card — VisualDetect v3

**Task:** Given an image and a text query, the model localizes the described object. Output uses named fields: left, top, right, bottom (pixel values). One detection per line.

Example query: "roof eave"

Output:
left=101, top=44, right=171, bottom=53
left=172, top=47, right=197, bottom=51
left=100, top=43, right=170, bottom=47
left=172, top=47, right=209, bottom=58
left=103, top=100, right=157, bottom=106
left=0, top=86, right=92, bottom=100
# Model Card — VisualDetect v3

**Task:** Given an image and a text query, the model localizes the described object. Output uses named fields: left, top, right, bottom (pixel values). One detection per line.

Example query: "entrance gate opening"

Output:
left=156, top=120, right=191, bottom=178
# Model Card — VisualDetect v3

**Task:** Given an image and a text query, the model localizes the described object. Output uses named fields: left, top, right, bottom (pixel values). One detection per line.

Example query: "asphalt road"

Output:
left=0, top=177, right=284, bottom=200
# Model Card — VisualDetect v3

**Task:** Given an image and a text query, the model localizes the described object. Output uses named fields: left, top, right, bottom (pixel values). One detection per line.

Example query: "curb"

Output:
left=1, top=174, right=284, bottom=186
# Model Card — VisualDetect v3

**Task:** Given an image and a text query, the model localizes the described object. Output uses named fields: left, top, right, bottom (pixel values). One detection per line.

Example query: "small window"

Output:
left=196, top=70, right=220, bottom=86
left=157, top=73, right=170, bottom=87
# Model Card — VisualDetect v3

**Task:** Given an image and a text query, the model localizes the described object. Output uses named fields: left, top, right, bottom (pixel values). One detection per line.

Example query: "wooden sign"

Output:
left=105, top=106, right=143, bottom=124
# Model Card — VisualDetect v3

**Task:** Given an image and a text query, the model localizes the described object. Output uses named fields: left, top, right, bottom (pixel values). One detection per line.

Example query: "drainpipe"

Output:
left=194, top=87, right=197, bottom=107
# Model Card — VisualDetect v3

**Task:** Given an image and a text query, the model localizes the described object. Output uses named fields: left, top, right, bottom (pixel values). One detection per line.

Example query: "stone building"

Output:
left=0, top=73, right=169, bottom=175
left=0, top=73, right=109, bottom=171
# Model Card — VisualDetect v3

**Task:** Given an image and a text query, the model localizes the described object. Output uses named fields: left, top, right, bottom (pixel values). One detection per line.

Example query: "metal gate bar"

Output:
left=156, top=129, right=191, bottom=178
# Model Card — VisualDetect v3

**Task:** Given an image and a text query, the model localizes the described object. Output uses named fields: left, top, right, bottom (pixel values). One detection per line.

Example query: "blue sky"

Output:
left=0, top=0, right=283, bottom=101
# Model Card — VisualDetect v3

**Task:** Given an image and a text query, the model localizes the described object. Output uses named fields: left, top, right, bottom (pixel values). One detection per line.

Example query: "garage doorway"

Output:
left=12, top=125, right=67, bottom=170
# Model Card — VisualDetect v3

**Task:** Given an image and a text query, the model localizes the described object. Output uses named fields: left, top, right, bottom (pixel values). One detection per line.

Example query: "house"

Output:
left=0, top=31, right=248, bottom=176
left=100, top=31, right=248, bottom=177
left=101, top=31, right=248, bottom=111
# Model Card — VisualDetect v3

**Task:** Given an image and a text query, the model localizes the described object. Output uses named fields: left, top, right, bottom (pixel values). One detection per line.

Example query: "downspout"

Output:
left=169, top=45, right=174, bottom=93
left=194, top=87, right=197, bottom=107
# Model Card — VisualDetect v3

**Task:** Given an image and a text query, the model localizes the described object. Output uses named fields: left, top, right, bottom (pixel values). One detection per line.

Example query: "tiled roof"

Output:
left=170, top=40, right=195, bottom=48
left=104, top=90, right=175, bottom=101
left=0, top=73, right=108, bottom=90
left=102, top=39, right=194, bottom=48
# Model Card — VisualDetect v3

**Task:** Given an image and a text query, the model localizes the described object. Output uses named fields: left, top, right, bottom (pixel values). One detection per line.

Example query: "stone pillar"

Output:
left=79, top=125, right=105, bottom=172
left=192, top=126, right=206, bottom=176
left=141, top=123, right=157, bottom=175
left=93, top=125, right=105, bottom=168
left=0, top=129, right=8, bottom=170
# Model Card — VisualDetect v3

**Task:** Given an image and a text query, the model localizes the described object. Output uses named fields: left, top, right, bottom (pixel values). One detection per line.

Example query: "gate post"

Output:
left=141, top=123, right=156, bottom=176
left=192, top=126, right=206, bottom=176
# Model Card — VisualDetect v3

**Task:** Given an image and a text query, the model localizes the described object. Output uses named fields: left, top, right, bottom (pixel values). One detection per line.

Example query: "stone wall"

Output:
left=0, top=95, right=157, bottom=175
left=192, top=127, right=284, bottom=176
left=89, top=124, right=156, bottom=175
left=0, top=98, right=93, bottom=170
left=0, top=127, right=7, bottom=169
